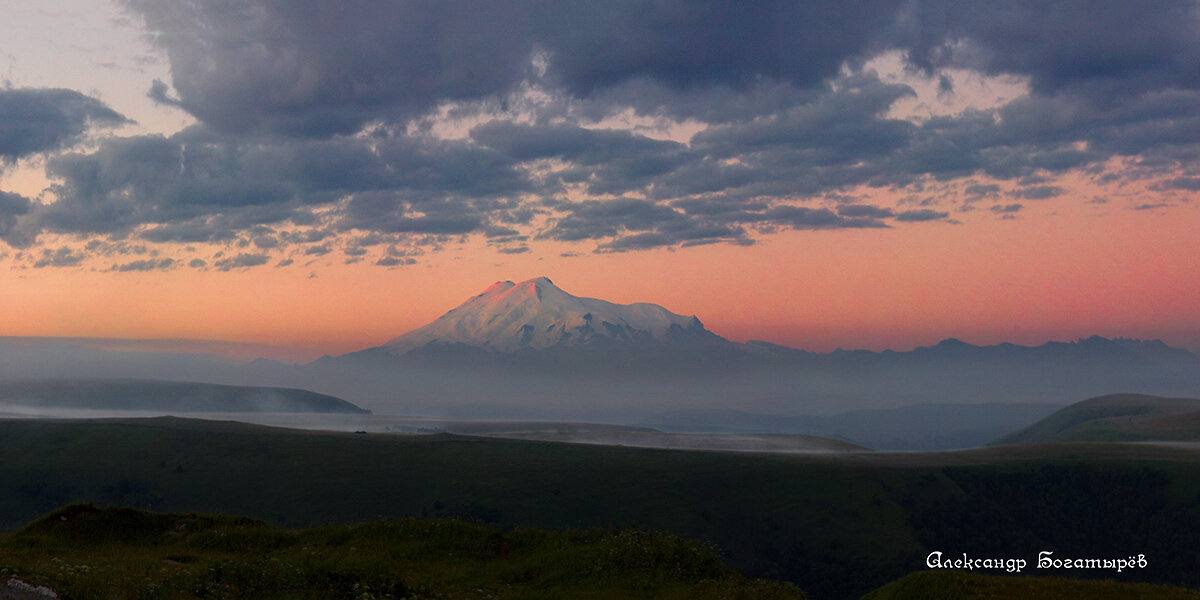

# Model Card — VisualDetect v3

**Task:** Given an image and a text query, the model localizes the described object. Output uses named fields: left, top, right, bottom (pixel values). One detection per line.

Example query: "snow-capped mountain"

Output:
left=381, top=277, right=729, bottom=354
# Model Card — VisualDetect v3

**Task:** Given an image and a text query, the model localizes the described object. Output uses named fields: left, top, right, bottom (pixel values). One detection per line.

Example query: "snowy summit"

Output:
left=382, top=277, right=718, bottom=354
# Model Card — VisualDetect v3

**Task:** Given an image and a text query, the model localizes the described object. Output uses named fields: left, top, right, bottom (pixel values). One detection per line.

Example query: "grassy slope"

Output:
left=2, top=417, right=1199, bottom=600
left=993, top=394, right=1200, bottom=444
left=0, top=504, right=806, bottom=600
left=861, top=570, right=1200, bottom=600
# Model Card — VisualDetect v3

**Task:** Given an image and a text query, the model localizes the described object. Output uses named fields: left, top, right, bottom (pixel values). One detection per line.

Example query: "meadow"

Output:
left=2, top=417, right=1198, bottom=599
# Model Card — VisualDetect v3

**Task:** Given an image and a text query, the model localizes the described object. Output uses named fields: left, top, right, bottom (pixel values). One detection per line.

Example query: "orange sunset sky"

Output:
left=2, top=1, right=1199, bottom=361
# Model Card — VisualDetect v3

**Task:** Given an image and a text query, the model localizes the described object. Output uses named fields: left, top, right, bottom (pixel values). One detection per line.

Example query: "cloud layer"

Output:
left=0, top=88, right=129, bottom=166
left=4, top=0, right=1200, bottom=266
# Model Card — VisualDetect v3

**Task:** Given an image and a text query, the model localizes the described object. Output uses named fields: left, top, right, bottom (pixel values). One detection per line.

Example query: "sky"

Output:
left=1, top=0, right=1199, bottom=361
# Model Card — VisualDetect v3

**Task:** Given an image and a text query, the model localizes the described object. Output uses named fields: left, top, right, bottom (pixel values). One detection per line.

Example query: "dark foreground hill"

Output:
left=1, top=417, right=1198, bottom=600
left=0, top=379, right=369, bottom=414
left=861, top=570, right=1200, bottom=600
left=993, top=394, right=1200, bottom=445
left=0, top=504, right=805, bottom=600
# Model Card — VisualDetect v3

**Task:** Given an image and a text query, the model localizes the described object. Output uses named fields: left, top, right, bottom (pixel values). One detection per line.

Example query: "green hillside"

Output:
left=862, top=570, right=1200, bottom=600
left=0, top=379, right=368, bottom=414
left=992, top=394, right=1200, bottom=445
left=1, top=417, right=1199, bottom=599
left=0, top=504, right=805, bottom=600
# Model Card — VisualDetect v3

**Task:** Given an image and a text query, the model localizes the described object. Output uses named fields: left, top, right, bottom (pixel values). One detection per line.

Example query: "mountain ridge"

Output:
left=380, top=276, right=730, bottom=355
left=990, top=393, right=1200, bottom=445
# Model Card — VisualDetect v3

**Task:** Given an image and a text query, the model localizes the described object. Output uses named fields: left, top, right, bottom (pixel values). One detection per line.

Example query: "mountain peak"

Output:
left=481, top=280, right=516, bottom=295
left=382, top=277, right=723, bottom=354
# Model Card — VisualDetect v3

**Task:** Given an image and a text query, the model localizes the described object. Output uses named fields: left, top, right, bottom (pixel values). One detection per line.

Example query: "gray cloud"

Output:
left=1012, top=186, right=1065, bottom=200
left=33, top=246, right=85, bottom=268
left=0, top=88, right=128, bottom=165
left=125, top=1, right=1200, bottom=136
left=376, top=256, right=418, bottom=266
left=836, top=204, right=894, bottom=219
left=126, top=0, right=537, bottom=136
left=964, top=184, right=1002, bottom=199
left=1133, top=202, right=1173, bottom=211
left=13, top=1, right=1200, bottom=256
left=470, top=121, right=689, bottom=195
left=113, top=257, right=175, bottom=272
left=31, top=125, right=529, bottom=245
left=0, top=191, right=33, bottom=247
left=123, top=0, right=908, bottom=136
left=759, top=206, right=888, bottom=230
left=544, top=198, right=687, bottom=242
left=900, top=0, right=1200, bottom=100
left=213, top=252, right=269, bottom=271
left=895, top=209, right=949, bottom=222
left=1164, top=176, right=1200, bottom=191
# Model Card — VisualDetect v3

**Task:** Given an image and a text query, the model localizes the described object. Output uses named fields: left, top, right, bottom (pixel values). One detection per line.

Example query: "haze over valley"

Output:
left=3, top=277, right=1198, bottom=451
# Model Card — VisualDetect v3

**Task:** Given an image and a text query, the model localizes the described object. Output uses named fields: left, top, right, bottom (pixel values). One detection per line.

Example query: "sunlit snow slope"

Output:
left=382, top=277, right=722, bottom=354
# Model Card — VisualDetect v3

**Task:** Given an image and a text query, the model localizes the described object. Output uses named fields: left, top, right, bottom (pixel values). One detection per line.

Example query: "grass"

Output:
left=0, top=504, right=806, bottom=600
left=2, top=417, right=1199, bottom=599
left=992, top=394, right=1200, bottom=444
left=860, top=570, right=1200, bottom=600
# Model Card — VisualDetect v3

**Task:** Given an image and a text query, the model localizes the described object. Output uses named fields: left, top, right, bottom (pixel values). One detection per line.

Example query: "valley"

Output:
left=2, top=416, right=1199, bottom=599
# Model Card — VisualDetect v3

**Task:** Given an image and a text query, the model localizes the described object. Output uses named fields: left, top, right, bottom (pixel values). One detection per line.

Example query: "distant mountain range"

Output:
left=3, top=277, right=1199, bottom=423
left=233, top=278, right=1200, bottom=419
left=340, top=277, right=1195, bottom=368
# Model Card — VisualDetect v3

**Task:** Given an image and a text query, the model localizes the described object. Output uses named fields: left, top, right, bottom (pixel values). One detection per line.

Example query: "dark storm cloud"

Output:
left=0, top=88, right=129, bottom=165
